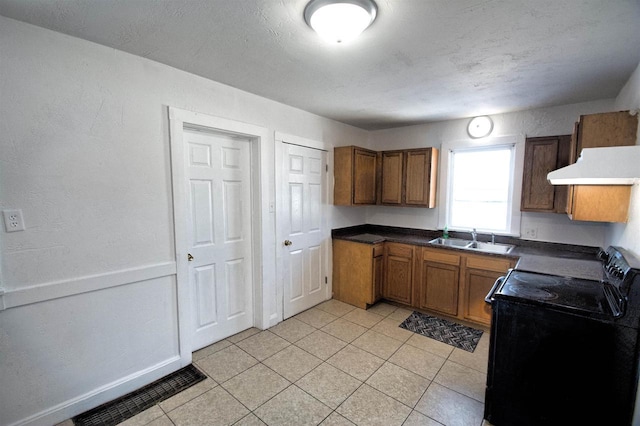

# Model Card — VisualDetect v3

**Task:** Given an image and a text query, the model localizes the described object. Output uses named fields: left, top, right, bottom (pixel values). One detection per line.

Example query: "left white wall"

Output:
left=0, top=16, right=367, bottom=426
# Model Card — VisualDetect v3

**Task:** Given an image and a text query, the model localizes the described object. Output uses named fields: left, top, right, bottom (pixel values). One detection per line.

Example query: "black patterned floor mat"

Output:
left=399, top=311, right=483, bottom=352
left=72, top=364, right=206, bottom=426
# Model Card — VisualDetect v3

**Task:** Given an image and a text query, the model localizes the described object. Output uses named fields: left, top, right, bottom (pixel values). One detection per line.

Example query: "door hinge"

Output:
left=325, top=276, right=328, bottom=284
left=325, top=164, right=329, bottom=172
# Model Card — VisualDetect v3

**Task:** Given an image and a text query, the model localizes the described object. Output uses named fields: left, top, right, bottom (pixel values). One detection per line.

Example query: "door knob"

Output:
left=284, top=240, right=292, bottom=246
left=187, top=253, right=194, bottom=261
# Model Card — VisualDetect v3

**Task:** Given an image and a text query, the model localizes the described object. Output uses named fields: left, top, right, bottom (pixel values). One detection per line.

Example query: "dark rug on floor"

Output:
left=399, top=311, right=483, bottom=353
left=72, top=364, right=206, bottom=426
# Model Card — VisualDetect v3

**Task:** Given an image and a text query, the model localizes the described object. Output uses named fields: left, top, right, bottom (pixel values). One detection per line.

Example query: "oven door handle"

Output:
left=485, top=276, right=506, bottom=305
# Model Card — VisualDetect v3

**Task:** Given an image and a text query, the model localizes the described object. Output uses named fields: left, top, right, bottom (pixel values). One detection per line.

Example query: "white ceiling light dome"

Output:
left=304, top=0, right=378, bottom=44
left=467, top=116, right=494, bottom=139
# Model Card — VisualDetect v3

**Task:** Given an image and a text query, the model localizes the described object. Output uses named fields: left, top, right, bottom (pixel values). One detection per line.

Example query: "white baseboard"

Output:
left=13, top=356, right=185, bottom=426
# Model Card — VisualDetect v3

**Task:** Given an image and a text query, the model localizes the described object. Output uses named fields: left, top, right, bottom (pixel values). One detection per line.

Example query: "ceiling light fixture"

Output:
left=304, top=0, right=378, bottom=44
left=467, top=116, right=494, bottom=139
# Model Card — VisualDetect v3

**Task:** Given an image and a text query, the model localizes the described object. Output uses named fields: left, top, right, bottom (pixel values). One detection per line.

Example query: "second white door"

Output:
left=184, top=128, right=254, bottom=351
left=281, top=143, right=328, bottom=319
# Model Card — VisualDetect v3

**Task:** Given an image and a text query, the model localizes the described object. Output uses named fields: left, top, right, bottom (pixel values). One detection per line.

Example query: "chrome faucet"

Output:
left=471, top=228, right=477, bottom=242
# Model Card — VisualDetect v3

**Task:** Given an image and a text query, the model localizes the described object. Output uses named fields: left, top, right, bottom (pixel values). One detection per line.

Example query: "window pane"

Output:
left=449, top=146, right=513, bottom=232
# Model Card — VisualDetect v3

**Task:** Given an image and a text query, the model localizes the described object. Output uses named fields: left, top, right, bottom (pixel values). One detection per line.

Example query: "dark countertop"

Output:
left=332, top=224, right=602, bottom=279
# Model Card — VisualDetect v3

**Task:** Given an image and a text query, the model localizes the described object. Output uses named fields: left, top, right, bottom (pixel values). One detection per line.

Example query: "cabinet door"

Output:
left=463, top=268, right=502, bottom=326
left=381, top=151, right=403, bottom=204
left=569, top=185, right=631, bottom=223
left=332, top=239, right=375, bottom=309
left=463, top=255, right=512, bottom=326
left=383, top=243, right=413, bottom=305
left=405, top=149, right=432, bottom=206
left=353, top=148, right=377, bottom=204
left=521, top=136, right=571, bottom=213
left=463, top=269, right=504, bottom=325
left=521, top=138, right=559, bottom=211
left=420, top=261, right=459, bottom=315
left=578, top=111, right=638, bottom=151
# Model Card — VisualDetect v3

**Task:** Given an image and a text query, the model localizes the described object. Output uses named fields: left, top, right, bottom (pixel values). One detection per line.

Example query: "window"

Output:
left=447, top=145, right=515, bottom=233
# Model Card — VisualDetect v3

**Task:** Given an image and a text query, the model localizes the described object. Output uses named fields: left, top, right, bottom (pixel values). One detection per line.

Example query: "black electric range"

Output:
left=485, top=246, right=640, bottom=426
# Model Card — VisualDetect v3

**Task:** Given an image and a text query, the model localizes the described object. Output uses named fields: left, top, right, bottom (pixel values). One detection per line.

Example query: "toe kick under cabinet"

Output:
left=333, top=239, right=516, bottom=326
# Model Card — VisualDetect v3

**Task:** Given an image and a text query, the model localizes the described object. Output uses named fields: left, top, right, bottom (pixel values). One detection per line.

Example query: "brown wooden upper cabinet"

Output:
left=334, top=146, right=378, bottom=205
left=381, top=148, right=439, bottom=208
left=521, top=135, right=571, bottom=213
left=566, top=111, right=638, bottom=223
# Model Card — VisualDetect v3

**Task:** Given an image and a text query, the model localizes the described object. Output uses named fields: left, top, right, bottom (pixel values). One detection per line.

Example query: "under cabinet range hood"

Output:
left=548, top=145, right=640, bottom=185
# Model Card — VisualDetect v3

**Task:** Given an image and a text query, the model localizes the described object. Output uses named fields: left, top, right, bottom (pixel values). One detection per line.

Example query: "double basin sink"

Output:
left=429, top=237, right=515, bottom=254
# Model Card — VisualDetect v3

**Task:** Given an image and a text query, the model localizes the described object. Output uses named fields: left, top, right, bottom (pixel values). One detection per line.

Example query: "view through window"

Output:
left=447, top=145, right=515, bottom=232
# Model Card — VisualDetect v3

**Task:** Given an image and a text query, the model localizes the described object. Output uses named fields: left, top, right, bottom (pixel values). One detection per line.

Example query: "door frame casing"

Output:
left=274, top=131, right=334, bottom=320
left=169, top=107, right=272, bottom=364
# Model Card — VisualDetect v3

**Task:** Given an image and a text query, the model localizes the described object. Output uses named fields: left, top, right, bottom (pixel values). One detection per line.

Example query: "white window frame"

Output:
left=438, top=135, right=525, bottom=236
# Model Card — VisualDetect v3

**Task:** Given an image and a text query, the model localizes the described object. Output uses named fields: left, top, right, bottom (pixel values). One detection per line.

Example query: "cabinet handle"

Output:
left=284, top=240, right=293, bottom=246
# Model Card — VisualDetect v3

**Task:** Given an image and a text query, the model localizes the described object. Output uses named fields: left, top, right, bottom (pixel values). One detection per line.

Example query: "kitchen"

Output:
left=1, top=1, right=640, bottom=426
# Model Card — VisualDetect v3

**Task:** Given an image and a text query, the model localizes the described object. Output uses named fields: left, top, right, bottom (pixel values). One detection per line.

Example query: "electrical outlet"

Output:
left=3, top=209, right=25, bottom=232
left=523, top=227, right=538, bottom=239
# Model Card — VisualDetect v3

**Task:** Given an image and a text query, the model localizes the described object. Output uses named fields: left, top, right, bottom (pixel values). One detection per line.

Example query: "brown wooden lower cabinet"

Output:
left=332, top=239, right=383, bottom=309
left=461, top=255, right=514, bottom=326
left=332, top=239, right=515, bottom=327
left=382, top=242, right=414, bottom=305
left=461, top=268, right=501, bottom=326
left=418, top=248, right=461, bottom=316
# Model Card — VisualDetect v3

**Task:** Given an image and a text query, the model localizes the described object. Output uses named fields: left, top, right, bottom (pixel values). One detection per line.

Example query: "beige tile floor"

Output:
left=60, top=300, right=494, bottom=426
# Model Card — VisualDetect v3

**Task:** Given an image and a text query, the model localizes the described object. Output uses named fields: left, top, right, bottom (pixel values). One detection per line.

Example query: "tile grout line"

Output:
left=275, top=304, right=400, bottom=424
left=323, top=309, right=413, bottom=424
left=171, top=303, right=483, bottom=425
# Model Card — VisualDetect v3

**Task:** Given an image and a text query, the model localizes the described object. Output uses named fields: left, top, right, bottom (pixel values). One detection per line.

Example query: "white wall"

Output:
left=365, top=99, right=617, bottom=247
left=0, top=17, right=367, bottom=426
left=607, top=62, right=640, bottom=257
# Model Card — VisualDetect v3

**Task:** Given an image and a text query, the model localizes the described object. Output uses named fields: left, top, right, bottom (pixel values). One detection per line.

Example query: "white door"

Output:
left=184, top=128, right=254, bottom=350
left=281, top=143, right=328, bottom=319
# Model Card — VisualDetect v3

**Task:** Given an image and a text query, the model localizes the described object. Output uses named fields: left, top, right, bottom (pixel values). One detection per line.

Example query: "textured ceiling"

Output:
left=1, top=0, right=639, bottom=130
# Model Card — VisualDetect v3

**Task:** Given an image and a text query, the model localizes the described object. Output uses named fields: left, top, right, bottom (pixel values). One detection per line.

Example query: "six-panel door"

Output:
left=184, top=129, right=254, bottom=351
left=282, top=143, right=328, bottom=318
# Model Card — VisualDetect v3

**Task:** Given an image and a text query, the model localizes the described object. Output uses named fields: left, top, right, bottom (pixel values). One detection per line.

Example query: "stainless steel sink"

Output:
left=465, top=241, right=515, bottom=254
left=429, top=238, right=515, bottom=254
left=428, top=238, right=473, bottom=247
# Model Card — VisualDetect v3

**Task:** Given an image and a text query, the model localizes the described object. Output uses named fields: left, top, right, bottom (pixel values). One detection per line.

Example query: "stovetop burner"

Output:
left=564, top=277, right=602, bottom=289
left=509, top=272, right=563, bottom=287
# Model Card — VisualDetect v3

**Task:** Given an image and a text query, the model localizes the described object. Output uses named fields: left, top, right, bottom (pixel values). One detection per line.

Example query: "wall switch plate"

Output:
left=3, top=209, right=25, bottom=232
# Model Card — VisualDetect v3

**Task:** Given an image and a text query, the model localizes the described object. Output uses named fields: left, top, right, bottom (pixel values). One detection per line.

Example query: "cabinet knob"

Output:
left=284, top=240, right=293, bottom=246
